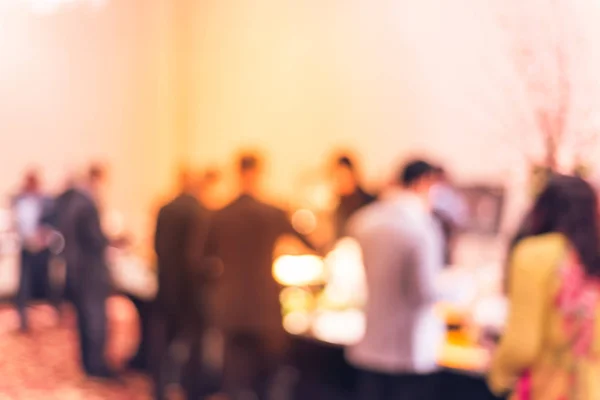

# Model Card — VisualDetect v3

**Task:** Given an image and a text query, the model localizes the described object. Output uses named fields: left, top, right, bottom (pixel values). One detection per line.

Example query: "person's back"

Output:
left=346, top=160, right=444, bottom=400
left=50, top=184, right=112, bottom=378
left=54, top=188, right=109, bottom=290
left=155, top=193, right=207, bottom=317
left=490, top=234, right=600, bottom=399
left=208, top=194, right=297, bottom=334
left=347, top=194, right=444, bottom=374
left=153, top=189, right=211, bottom=400
left=206, top=153, right=315, bottom=399
left=489, top=174, right=600, bottom=400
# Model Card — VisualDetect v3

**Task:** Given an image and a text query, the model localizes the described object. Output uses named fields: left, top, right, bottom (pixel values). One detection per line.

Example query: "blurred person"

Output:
left=45, top=165, right=115, bottom=378
left=12, top=169, right=55, bottom=332
left=345, top=160, right=444, bottom=400
left=430, top=166, right=467, bottom=265
left=152, top=168, right=213, bottom=400
left=205, top=153, right=316, bottom=400
left=488, top=174, right=600, bottom=399
left=197, top=168, right=222, bottom=210
left=332, top=155, right=377, bottom=240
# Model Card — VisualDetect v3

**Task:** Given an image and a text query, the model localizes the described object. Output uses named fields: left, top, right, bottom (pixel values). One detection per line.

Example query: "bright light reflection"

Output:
left=283, top=311, right=311, bottom=335
left=312, top=309, right=365, bottom=346
left=273, top=255, right=324, bottom=286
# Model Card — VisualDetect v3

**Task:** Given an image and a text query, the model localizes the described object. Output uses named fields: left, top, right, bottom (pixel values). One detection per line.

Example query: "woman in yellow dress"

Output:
left=489, top=174, right=600, bottom=400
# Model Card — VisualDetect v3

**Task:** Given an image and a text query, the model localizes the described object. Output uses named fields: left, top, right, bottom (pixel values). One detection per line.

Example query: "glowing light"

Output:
left=322, top=237, right=367, bottom=307
left=312, top=309, right=365, bottom=346
left=273, top=255, right=325, bottom=286
left=291, top=209, right=317, bottom=235
left=280, top=287, right=314, bottom=313
left=283, top=311, right=312, bottom=335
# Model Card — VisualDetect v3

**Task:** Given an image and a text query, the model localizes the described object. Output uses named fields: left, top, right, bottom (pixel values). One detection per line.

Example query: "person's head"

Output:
left=177, top=167, right=195, bottom=194
left=86, top=163, right=108, bottom=201
left=517, top=174, right=600, bottom=276
left=396, top=159, right=437, bottom=198
left=332, top=155, right=360, bottom=196
left=22, top=169, right=41, bottom=193
left=88, top=163, right=106, bottom=187
left=433, top=166, right=448, bottom=183
left=238, top=153, right=262, bottom=195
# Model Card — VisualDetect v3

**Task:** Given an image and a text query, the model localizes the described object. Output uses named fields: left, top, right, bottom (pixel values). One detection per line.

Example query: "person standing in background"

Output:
left=331, top=155, right=376, bottom=240
left=205, top=153, right=316, bottom=400
left=45, top=165, right=115, bottom=379
left=346, top=160, right=445, bottom=400
left=12, top=170, right=54, bottom=332
left=152, top=169, right=213, bottom=400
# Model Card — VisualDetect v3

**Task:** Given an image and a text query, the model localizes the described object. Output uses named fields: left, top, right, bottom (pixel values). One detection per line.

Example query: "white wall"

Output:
left=0, top=0, right=179, bottom=238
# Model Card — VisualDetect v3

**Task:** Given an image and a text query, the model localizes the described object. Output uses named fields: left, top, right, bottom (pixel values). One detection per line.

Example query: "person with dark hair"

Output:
left=151, top=169, right=213, bottom=400
left=331, top=154, right=376, bottom=239
left=12, top=169, right=56, bottom=332
left=45, top=165, right=115, bottom=378
left=205, top=152, right=316, bottom=400
left=489, top=174, right=600, bottom=399
left=345, top=159, right=444, bottom=400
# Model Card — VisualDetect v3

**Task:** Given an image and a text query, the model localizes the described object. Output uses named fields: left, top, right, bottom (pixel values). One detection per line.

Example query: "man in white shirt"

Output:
left=346, top=160, right=445, bottom=400
left=12, top=170, right=54, bottom=332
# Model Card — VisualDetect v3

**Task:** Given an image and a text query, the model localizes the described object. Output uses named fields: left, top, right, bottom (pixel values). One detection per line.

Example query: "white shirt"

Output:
left=14, top=194, right=45, bottom=241
left=345, top=191, right=446, bottom=374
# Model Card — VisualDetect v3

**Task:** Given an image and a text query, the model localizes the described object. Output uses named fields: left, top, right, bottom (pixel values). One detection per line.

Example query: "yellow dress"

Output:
left=488, top=233, right=600, bottom=400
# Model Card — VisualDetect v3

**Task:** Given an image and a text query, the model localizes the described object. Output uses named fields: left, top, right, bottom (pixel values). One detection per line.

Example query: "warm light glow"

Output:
left=283, top=311, right=312, bottom=335
left=322, top=237, right=367, bottom=307
left=312, top=309, right=365, bottom=346
left=280, top=287, right=314, bottom=313
left=273, top=255, right=325, bottom=286
left=291, top=209, right=317, bottom=235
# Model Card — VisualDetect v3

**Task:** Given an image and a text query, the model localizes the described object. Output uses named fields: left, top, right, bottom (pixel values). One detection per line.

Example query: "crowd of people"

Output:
left=9, top=151, right=600, bottom=400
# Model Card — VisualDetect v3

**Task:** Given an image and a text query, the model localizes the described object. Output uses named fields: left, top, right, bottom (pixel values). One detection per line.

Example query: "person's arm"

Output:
left=487, top=239, right=554, bottom=396
left=154, top=208, right=166, bottom=261
left=185, top=206, right=212, bottom=277
left=278, top=209, right=317, bottom=253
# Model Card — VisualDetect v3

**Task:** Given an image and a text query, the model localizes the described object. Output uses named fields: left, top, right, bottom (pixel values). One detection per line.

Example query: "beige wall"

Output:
left=185, top=0, right=600, bottom=231
left=3, top=0, right=600, bottom=238
left=0, top=0, right=179, bottom=239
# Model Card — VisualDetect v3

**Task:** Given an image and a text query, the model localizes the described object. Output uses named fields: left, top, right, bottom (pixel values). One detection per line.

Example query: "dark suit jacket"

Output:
left=46, top=188, right=110, bottom=299
left=154, top=193, right=210, bottom=325
left=205, top=194, right=314, bottom=336
left=335, top=187, right=377, bottom=239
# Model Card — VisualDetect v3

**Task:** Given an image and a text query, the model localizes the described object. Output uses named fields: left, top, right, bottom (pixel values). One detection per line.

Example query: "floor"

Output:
left=0, top=297, right=152, bottom=399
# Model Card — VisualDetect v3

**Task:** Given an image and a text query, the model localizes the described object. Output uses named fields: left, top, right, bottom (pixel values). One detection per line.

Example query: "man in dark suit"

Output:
left=47, top=166, right=114, bottom=378
left=206, top=154, right=315, bottom=400
left=152, top=170, right=213, bottom=400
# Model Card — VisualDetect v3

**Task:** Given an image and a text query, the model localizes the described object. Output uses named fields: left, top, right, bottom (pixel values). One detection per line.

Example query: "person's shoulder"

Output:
left=346, top=200, right=383, bottom=233
left=511, top=233, right=568, bottom=273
